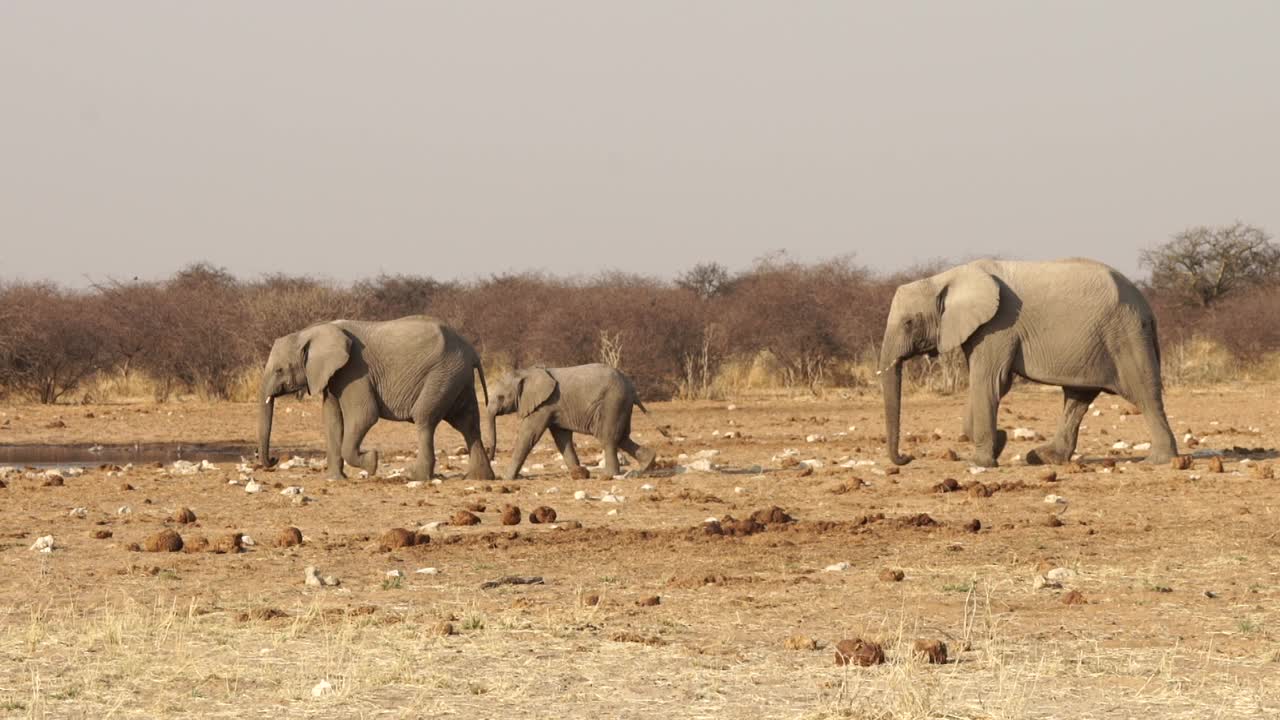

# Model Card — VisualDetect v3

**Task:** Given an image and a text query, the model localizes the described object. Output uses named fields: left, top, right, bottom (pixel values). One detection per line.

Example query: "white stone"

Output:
left=415, top=567, right=440, bottom=575
left=704, top=517, right=720, bottom=524
left=1112, top=441, right=1131, bottom=450
left=600, top=493, right=624, bottom=503
left=1133, top=442, right=1152, bottom=451
left=241, top=535, right=256, bottom=546
left=1012, top=428, right=1039, bottom=441
left=823, top=562, right=850, bottom=572
left=640, top=483, right=655, bottom=491
left=68, top=507, right=87, bottom=518
left=405, top=480, right=424, bottom=489
left=685, top=458, right=715, bottom=472
left=727, top=404, right=737, bottom=411
left=386, top=569, right=405, bottom=578
left=311, top=680, right=333, bottom=697
left=1046, top=567, right=1075, bottom=583
left=1044, top=494, right=1068, bottom=505
left=968, top=466, right=986, bottom=475
left=606, top=508, right=619, bottom=516
left=244, top=480, right=262, bottom=493
left=305, top=566, right=323, bottom=587
left=574, top=490, right=588, bottom=501
left=693, top=449, right=720, bottom=459
left=806, top=434, right=825, bottom=443
left=543, top=486, right=559, bottom=494
left=418, top=522, right=445, bottom=532
left=1033, top=575, right=1061, bottom=590
left=733, top=486, right=746, bottom=494
left=117, top=505, right=132, bottom=515
left=280, top=486, right=303, bottom=495
left=30, top=535, right=54, bottom=553
left=800, top=459, right=823, bottom=469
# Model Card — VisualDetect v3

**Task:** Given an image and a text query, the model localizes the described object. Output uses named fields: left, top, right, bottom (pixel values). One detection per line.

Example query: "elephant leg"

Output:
left=323, top=392, right=346, bottom=480
left=550, top=427, right=582, bottom=471
left=505, top=415, right=549, bottom=481
left=1027, top=387, right=1099, bottom=465
left=340, top=397, right=379, bottom=476
left=968, top=372, right=1011, bottom=463
left=410, top=420, right=439, bottom=481
left=619, top=436, right=656, bottom=474
left=444, top=392, right=495, bottom=481
left=600, top=438, right=622, bottom=477
left=967, top=361, right=1011, bottom=468
left=1116, top=349, right=1177, bottom=464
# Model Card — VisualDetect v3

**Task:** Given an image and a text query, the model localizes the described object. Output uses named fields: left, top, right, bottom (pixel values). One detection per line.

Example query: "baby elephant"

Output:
left=483, top=363, right=657, bottom=480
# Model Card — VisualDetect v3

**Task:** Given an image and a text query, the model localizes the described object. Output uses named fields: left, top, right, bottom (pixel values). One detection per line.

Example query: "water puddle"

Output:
left=0, top=443, right=297, bottom=469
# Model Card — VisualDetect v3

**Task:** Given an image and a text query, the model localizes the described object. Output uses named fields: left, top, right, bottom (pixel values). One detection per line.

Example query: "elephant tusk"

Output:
left=265, top=397, right=272, bottom=405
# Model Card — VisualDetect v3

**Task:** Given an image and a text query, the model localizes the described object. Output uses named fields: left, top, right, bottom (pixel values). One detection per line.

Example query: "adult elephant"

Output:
left=257, top=315, right=495, bottom=481
left=879, top=259, right=1176, bottom=467
left=482, top=364, right=657, bottom=480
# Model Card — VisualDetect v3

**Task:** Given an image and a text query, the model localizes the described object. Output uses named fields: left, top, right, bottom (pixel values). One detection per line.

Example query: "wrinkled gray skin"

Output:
left=257, top=315, right=495, bottom=482
left=483, top=363, right=658, bottom=480
left=880, top=259, right=1176, bottom=468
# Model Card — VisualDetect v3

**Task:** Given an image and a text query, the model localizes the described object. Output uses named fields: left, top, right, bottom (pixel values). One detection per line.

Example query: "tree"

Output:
left=0, top=284, right=108, bottom=403
left=1141, top=223, right=1280, bottom=307
left=676, top=262, right=733, bottom=300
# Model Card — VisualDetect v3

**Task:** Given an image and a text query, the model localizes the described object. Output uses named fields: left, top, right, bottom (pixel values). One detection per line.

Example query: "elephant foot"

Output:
left=635, top=448, right=657, bottom=474
left=465, top=462, right=496, bottom=481
left=970, top=455, right=999, bottom=468
left=325, top=471, right=346, bottom=481
left=1143, top=449, right=1175, bottom=465
left=1025, top=444, right=1071, bottom=466
left=358, top=449, right=380, bottom=475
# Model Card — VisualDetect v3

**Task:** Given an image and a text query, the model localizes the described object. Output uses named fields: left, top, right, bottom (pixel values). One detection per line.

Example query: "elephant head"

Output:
left=257, top=323, right=351, bottom=467
left=482, top=367, right=556, bottom=460
left=880, top=265, right=1000, bottom=465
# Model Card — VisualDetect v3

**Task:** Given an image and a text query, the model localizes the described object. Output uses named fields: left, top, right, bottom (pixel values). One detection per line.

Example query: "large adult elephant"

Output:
left=257, top=315, right=495, bottom=481
left=879, top=259, right=1176, bottom=467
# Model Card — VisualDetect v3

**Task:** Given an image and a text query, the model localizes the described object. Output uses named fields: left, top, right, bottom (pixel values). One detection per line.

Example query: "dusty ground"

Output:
left=2, top=383, right=1280, bottom=719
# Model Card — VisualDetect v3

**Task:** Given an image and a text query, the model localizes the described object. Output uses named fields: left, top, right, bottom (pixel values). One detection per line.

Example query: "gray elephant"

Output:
left=257, top=315, right=495, bottom=481
left=483, top=363, right=657, bottom=480
left=879, top=259, right=1176, bottom=467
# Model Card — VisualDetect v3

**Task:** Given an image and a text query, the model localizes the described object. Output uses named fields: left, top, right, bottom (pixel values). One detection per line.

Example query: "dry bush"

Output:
left=0, top=283, right=109, bottom=403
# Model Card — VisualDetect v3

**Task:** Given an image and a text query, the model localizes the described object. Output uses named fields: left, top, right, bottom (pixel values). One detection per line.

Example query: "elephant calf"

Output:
left=257, top=315, right=495, bottom=482
left=484, top=364, right=657, bottom=480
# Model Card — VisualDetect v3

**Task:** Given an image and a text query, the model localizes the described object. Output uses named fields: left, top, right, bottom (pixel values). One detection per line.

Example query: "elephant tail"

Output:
left=476, top=363, right=489, bottom=406
left=634, top=397, right=675, bottom=439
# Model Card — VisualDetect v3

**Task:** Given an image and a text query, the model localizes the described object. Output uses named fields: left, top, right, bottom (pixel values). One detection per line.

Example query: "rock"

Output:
left=1012, top=428, right=1039, bottom=441
left=834, top=638, right=885, bottom=667
left=117, top=505, right=132, bottom=515
left=600, top=493, right=624, bottom=503
left=878, top=568, right=905, bottom=582
left=466, top=501, right=487, bottom=512
left=749, top=506, right=794, bottom=525
left=379, top=528, right=423, bottom=550
left=244, top=480, right=262, bottom=493
left=501, top=505, right=522, bottom=526
left=913, top=639, right=948, bottom=664
left=1250, top=463, right=1273, bottom=480
left=29, top=535, right=55, bottom=553
left=68, top=507, right=87, bottom=518
left=966, top=482, right=992, bottom=498
left=275, top=527, right=304, bottom=548
left=451, top=510, right=481, bottom=526
left=43, top=476, right=64, bottom=487
left=1045, top=567, right=1075, bottom=583
left=1033, top=575, right=1062, bottom=590
left=1208, top=456, right=1224, bottom=473
left=183, top=535, right=209, bottom=553
left=785, top=634, right=818, bottom=651
left=823, top=562, right=851, bottom=572
left=415, top=567, right=440, bottom=575
left=1044, top=515, right=1064, bottom=527
left=210, top=533, right=244, bottom=554
left=311, top=680, right=333, bottom=697
left=144, top=529, right=183, bottom=552
left=304, top=566, right=323, bottom=586
left=172, top=507, right=196, bottom=524
left=901, top=513, right=937, bottom=527
left=1171, top=455, right=1193, bottom=470
left=1044, top=494, right=1068, bottom=505
left=1038, top=470, right=1058, bottom=483
left=797, top=465, right=814, bottom=478
left=963, top=518, right=981, bottom=533
left=636, top=595, right=661, bottom=607
left=529, top=506, right=557, bottom=524
left=573, top=490, right=589, bottom=501
left=433, top=621, right=455, bottom=637
left=322, top=575, right=340, bottom=587
left=1061, top=590, right=1087, bottom=605
left=1112, top=441, right=1131, bottom=450
left=569, top=465, right=591, bottom=480
left=580, top=593, right=601, bottom=607
left=92, top=529, right=113, bottom=540
left=936, top=448, right=959, bottom=461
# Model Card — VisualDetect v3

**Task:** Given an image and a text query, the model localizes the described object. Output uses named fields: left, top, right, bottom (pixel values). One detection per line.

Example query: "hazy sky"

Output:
left=2, top=2, right=1278, bottom=286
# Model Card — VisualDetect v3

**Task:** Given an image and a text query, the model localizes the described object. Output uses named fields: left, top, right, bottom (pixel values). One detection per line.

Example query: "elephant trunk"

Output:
left=258, top=391, right=276, bottom=468
left=482, top=405, right=498, bottom=461
left=881, top=360, right=912, bottom=466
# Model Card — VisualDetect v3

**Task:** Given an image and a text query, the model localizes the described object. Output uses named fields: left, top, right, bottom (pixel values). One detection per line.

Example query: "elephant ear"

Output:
left=299, top=323, right=351, bottom=395
left=938, top=267, right=1001, bottom=353
left=517, top=368, right=557, bottom=419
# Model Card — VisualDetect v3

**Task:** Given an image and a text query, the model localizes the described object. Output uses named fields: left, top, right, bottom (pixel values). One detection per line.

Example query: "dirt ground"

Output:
left=2, top=383, right=1279, bottom=719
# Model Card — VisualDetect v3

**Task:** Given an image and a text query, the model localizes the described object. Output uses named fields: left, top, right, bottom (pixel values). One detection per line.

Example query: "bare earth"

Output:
left=1, top=384, right=1279, bottom=719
